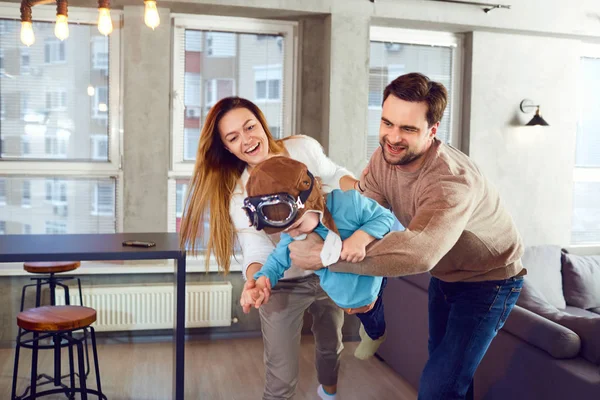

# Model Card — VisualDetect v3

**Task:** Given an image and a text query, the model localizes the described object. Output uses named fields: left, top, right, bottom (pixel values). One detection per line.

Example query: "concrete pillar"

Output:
left=122, top=6, right=171, bottom=232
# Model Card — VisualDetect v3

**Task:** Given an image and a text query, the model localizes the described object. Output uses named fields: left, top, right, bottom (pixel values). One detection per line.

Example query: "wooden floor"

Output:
left=1, top=336, right=416, bottom=399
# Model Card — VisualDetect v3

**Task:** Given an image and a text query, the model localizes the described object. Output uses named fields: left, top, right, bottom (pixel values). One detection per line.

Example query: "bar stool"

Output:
left=19, top=261, right=89, bottom=394
left=20, top=261, right=84, bottom=311
left=11, top=305, right=106, bottom=400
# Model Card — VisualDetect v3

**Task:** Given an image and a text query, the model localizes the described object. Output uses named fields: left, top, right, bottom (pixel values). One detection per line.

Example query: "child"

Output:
left=242, top=156, right=396, bottom=364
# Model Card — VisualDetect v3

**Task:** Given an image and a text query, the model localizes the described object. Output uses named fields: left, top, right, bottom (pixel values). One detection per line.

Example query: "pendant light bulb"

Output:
left=144, top=0, right=160, bottom=30
left=54, top=14, right=69, bottom=41
left=21, top=21, right=35, bottom=47
left=97, top=8, right=113, bottom=36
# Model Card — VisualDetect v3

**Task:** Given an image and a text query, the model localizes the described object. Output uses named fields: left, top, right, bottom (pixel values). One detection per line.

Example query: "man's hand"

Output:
left=289, top=232, right=325, bottom=270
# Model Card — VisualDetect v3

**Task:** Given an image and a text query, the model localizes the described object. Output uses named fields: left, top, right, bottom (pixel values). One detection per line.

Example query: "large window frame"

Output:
left=571, top=43, right=600, bottom=248
left=169, top=14, right=298, bottom=271
left=0, top=5, right=123, bottom=235
left=369, top=27, right=464, bottom=150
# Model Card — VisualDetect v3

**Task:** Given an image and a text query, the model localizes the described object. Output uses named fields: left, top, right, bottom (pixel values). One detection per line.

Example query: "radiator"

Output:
left=55, top=282, right=232, bottom=332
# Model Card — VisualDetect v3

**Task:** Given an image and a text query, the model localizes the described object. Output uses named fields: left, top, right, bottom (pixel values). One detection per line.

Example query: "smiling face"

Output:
left=218, top=107, right=270, bottom=168
left=379, top=94, right=438, bottom=171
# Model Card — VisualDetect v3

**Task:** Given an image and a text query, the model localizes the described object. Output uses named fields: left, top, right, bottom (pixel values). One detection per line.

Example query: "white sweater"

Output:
left=229, top=135, right=353, bottom=281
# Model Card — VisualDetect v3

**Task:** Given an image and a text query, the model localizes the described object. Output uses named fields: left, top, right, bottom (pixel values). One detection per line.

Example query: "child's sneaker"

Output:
left=354, top=323, right=386, bottom=360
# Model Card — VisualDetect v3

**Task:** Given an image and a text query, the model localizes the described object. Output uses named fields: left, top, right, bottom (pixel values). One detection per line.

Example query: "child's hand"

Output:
left=240, top=277, right=271, bottom=313
left=253, top=276, right=272, bottom=308
left=341, top=230, right=375, bottom=263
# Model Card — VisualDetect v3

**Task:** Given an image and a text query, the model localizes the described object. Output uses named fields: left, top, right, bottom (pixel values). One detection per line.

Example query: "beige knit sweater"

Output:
left=329, top=139, right=525, bottom=282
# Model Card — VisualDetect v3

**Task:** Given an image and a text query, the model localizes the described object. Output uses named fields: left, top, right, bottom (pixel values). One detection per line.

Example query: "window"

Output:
left=183, top=128, right=200, bottom=161
left=0, top=96, right=5, bottom=121
left=184, top=72, right=201, bottom=119
left=0, top=221, right=5, bottom=234
left=0, top=178, right=5, bottom=205
left=45, top=179, right=68, bottom=204
left=367, top=27, right=463, bottom=157
left=45, top=91, right=67, bottom=111
left=205, top=78, right=235, bottom=107
left=93, top=87, right=108, bottom=118
left=171, top=15, right=296, bottom=172
left=0, top=48, right=4, bottom=72
left=176, top=182, right=188, bottom=218
left=0, top=12, right=120, bottom=237
left=170, top=15, right=296, bottom=266
left=21, top=47, right=30, bottom=74
left=92, top=182, right=115, bottom=216
left=91, top=135, right=109, bottom=160
left=92, top=37, right=109, bottom=70
left=22, top=181, right=31, bottom=207
left=206, top=32, right=236, bottom=57
left=45, top=221, right=67, bottom=234
left=44, top=134, right=68, bottom=158
left=571, top=45, right=600, bottom=245
left=20, top=93, right=30, bottom=120
left=44, top=39, right=66, bottom=63
left=254, top=65, right=282, bottom=101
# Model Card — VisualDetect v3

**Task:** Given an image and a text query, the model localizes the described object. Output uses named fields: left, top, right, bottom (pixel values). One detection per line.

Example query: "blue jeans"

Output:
left=418, top=276, right=524, bottom=400
left=356, top=277, right=387, bottom=340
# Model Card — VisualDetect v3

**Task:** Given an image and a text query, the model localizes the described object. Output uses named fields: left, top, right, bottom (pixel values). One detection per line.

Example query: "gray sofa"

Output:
left=377, top=245, right=600, bottom=400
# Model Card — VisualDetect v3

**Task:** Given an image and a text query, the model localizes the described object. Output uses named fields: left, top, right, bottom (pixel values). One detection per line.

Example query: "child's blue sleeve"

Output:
left=351, top=190, right=396, bottom=239
left=253, top=234, right=294, bottom=287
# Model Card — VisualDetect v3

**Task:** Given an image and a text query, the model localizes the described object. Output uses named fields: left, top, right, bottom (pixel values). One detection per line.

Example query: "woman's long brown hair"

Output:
left=179, top=97, right=286, bottom=273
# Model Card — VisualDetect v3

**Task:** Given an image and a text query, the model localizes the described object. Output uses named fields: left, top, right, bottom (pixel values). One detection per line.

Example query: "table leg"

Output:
left=174, top=254, right=186, bottom=400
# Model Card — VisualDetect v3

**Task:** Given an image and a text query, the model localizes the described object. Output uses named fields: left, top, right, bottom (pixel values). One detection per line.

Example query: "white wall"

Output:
left=466, top=31, right=580, bottom=247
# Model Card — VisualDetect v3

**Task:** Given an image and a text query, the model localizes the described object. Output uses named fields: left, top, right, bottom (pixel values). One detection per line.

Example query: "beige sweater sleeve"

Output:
left=329, top=175, right=476, bottom=277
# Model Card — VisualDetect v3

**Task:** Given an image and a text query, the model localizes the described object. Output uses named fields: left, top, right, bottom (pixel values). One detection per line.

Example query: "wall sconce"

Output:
left=519, top=99, right=550, bottom=126
left=19, top=0, right=160, bottom=46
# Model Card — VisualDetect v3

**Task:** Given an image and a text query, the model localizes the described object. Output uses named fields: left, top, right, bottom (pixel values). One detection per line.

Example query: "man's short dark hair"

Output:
left=383, top=73, right=448, bottom=127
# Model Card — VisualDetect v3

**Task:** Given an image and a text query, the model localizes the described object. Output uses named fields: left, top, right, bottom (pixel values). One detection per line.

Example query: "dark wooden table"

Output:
left=0, top=232, right=187, bottom=400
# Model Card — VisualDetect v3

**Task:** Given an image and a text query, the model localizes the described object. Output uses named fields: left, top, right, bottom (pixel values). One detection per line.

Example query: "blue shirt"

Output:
left=254, top=189, right=398, bottom=309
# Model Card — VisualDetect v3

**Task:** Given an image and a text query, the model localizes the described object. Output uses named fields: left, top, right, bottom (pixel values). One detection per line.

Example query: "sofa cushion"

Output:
left=521, top=246, right=566, bottom=309
left=518, top=281, right=600, bottom=364
left=564, top=306, right=600, bottom=318
left=553, top=313, right=600, bottom=365
left=503, top=305, right=580, bottom=359
left=562, top=252, right=600, bottom=310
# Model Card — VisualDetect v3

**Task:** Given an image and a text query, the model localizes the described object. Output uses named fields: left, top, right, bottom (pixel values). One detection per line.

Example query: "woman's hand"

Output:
left=240, top=277, right=271, bottom=314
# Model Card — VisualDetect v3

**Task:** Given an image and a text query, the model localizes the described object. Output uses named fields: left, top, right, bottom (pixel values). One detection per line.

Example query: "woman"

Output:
left=179, top=97, right=359, bottom=400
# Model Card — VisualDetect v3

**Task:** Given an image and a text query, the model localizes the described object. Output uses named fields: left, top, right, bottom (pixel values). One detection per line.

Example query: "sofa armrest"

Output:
left=503, top=305, right=581, bottom=359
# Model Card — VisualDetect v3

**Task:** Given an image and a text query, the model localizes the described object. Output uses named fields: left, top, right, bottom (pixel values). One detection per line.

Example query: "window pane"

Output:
left=180, top=30, right=286, bottom=162
left=0, top=176, right=117, bottom=234
left=571, top=181, right=600, bottom=244
left=575, top=57, right=600, bottom=167
left=367, top=41, right=454, bottom=157
left=0, top=18, right=110, bottom=162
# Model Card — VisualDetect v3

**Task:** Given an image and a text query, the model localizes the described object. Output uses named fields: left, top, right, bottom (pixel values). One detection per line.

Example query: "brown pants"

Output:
left=259, top=274, right=344, bottom=400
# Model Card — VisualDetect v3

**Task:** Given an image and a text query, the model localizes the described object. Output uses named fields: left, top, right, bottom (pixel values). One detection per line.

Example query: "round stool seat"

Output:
left=24, top=261, right=81, bottom=274
left=17, top=306, right=96, bottom=332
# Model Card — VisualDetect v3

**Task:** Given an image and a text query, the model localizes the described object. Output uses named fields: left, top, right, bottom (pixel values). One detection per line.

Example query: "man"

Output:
left=289, top=72, right=526, bottom=400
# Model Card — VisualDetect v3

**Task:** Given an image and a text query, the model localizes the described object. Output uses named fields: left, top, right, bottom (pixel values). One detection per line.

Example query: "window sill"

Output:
left=0, top=258, right=243, bottom=277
